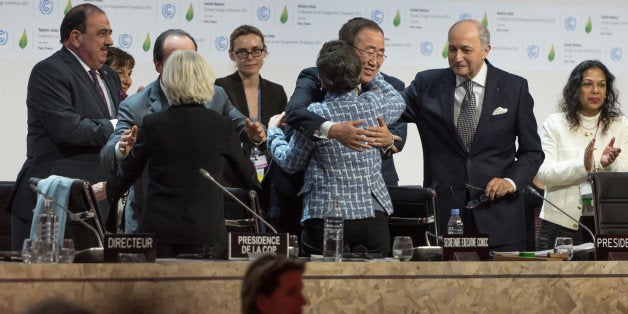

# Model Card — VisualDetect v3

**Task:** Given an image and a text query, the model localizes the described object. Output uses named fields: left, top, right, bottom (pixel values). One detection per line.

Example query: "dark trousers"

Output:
left=537, top=216, right=595, bottom=251
left=11, top=214, right=31, bottom=251
left=301, top=210, right=390, bottom=256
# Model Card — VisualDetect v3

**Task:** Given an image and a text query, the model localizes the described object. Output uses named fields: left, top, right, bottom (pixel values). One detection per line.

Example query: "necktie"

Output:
left=457, top=80, right=476, bottom=151
left=88, top=70, right=112, bottom=118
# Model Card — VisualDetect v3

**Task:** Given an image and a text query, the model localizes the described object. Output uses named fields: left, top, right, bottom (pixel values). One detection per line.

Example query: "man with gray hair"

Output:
left=400, top=19, right=544, bottom=251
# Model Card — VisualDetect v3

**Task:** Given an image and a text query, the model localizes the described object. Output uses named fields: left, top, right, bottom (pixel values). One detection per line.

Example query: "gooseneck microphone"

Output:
left=198, top=168, right=278, bottom=234
left=526, top=185, right=596, bottom=242
left=28, top=182, right=104, bottom=247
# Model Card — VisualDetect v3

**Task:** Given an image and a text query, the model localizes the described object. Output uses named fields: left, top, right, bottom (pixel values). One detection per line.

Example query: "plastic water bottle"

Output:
left=323, top=198, right=343, bottom=261
left=36, top=197, right=59, bottom=263
left=447, top=208, right=464, bottom=235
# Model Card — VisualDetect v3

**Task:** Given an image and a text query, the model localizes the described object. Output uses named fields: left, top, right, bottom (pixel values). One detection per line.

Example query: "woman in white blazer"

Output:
left=537, top=60, right=628, bottom=250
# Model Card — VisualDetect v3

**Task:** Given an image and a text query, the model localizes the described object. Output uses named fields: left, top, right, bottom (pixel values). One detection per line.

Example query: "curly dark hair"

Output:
left=560, top=59, right=621, bottom=134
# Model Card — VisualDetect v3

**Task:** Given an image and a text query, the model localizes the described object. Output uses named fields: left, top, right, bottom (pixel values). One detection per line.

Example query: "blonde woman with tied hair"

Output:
left=162, top=50, right=215, bottom=105
left=106, top=50, right=260, bottom=258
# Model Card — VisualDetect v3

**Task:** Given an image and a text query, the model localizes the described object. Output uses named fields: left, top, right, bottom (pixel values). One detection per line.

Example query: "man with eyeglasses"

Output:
left=401, top=20, right=543, bottom=251
left=100, top=29, right=265, bottom=233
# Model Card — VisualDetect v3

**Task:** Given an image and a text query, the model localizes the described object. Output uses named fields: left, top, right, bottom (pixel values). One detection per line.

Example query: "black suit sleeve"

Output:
left=381, top=73, right=408, bottom=153
left=285, top=67, right=326, bottom=139
left=223, top=122, right=261, bottom=191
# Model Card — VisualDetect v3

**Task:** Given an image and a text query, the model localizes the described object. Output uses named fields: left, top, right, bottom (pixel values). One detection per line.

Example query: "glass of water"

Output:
left=288, top=235, right=299, bottom=259
left=554, top=237, right=574, bottom=260
left=58, top=239, right=75, bottom=263
left=392, top=236, right=414, bottom=261
left=21, top=238, right=34, bottom=263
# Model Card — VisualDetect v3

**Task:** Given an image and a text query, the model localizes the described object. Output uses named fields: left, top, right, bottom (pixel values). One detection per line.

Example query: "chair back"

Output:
left=590, top=172, right=628, bottom=235
left=388, top=186, right=439, bottom=247
left=224, top=187, right=261, bottom=233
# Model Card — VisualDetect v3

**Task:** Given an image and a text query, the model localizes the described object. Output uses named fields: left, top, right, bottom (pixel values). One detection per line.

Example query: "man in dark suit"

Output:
left=401, top=20, right=544, bottom=251
left=100, top=29, right=265, bottom=233
left=9, top=4, right=121, bottom=250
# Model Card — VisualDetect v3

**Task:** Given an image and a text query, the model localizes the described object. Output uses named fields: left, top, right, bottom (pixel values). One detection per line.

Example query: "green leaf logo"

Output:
left=280, top=6, right=288, bottom=24
left=585, top=17, right=592, bottom=33
left=142, top=33, right=151, bottom=52
left=19, top=30, right=27, bottom=49
left=442, top=42, right=448, bottom=59
left=548, top=45, right=555, bottom=62
left=393, top=10, right=401, bottom=27
left=64, top=0, right=73, bottom=15
left=185, top=3, right=194, bottom=22
left=481, top=13, right=488, bottom=27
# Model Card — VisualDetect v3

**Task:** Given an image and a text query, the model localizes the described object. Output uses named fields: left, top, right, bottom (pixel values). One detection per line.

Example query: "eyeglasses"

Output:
left=353, top=46, right=387, bottom=62
left=232, top=48, right=265, bottom=59
left=465, top=184, right=490, bottom=209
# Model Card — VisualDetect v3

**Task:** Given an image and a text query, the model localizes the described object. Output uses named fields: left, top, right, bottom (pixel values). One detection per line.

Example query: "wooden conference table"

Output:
left=0, top=259, right=626, bottom=313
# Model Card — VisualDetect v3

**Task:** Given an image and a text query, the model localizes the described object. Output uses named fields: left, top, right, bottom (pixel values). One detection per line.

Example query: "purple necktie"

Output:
left=88, top=70, right=111, bottom=117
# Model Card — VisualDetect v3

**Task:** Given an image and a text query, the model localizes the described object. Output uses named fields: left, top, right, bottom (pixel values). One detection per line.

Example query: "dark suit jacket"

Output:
left=215, top=72, right=288, bottom=189
left=284, top=67, right=407, bottom=186
left=401, top=60, right=544, bottom=247
left=106, top=105, right=259, bottom=247
left=215, top=72, right=287, bottom=128
left=10, top=47, right=121, bottom=224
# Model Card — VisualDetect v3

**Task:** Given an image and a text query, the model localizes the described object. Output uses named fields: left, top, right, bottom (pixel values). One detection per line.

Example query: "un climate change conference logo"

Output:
left=162, top=3, right=176, bottom=19
left=257, top=6, right=270, bottom=21
left=564, top=17, right=577, bottom=31
left=527, top=44, right=540, bottom=59
left=0, top=30, right=8, bottom=46
left=215, top=35, right=228, bottom=51
left=420, top=41, right=433, bottom=56
left=118, top=34, right=132, bottom=49
left=459, top=13, right=472, bottom=20
left=39, top=0, right=53, bottom=15
left=371, top=10, right=384, bottom=24
left=610, top=47, right=622, bottom=62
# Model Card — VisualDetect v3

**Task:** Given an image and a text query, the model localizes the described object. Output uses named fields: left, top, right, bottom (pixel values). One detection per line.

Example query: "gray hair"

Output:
left=161, top=50, right=215, bottom=106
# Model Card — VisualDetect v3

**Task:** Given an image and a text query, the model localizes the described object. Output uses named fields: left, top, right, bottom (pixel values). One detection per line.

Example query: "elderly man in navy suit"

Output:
left=10, top=4, right=121, bottom=250
left=100, top=29, right=265, bottom=233
left=401, top=19, right=544, bottom=251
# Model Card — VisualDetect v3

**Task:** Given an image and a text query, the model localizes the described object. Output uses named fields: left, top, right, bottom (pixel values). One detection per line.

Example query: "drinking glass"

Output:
left=21, top=238, right=33, bottom=263
left=58, top=239, right=75, bottom=263
left=288, top=235, right=299, bottom=259
left=392, top=236, right=414, bottom=261
left=554, top=237, right=574, bottom=260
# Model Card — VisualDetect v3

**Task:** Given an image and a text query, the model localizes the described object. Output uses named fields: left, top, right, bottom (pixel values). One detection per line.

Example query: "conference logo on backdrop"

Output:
left=459, top=13, right=472, bottom=20
left=527, top=44, right=539, bottom=59
left=371, top=10, right=384, bottom=24
left=185, top=3, right=194, bottom=22
left=215, top=35, right=228, bottom=51
left=280, top=6, right=288, bottom=24
left=39, top=0, right=53, bottom=15
left=610, top=47, right=622, bottom=62
left=420, top=41, right=433, bottom=56
left=393, top=10, right=401, bottom=27
left=142, top=33, right=151, bottom=52
left=257, top=6, right=270, bottom=21
left=564, top=17, right=577, bottom=31
left=118, top=34, right=132, bottom=49
left=162, top=3, right=176, bottom=19
left=0, top=29, right=8, bottom=46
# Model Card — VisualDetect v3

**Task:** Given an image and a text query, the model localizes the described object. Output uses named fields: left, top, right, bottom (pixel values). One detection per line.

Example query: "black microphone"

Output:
left=526, top=185, right=596, bottom=242
left=198, top=168, right=278, bottom=234
left=28, top=182, right=104, bottom=247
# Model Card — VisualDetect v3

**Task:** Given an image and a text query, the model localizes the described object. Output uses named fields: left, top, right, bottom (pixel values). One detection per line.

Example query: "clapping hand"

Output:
left=600, top=137, right=621, bottom=168
left=119, top=125, right=138, bottom=156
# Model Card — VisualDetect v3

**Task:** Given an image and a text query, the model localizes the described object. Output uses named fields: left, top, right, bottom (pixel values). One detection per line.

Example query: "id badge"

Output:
left=579, top=182, right=594, bottom=216
left=251, top=155, right=268, bottom=182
